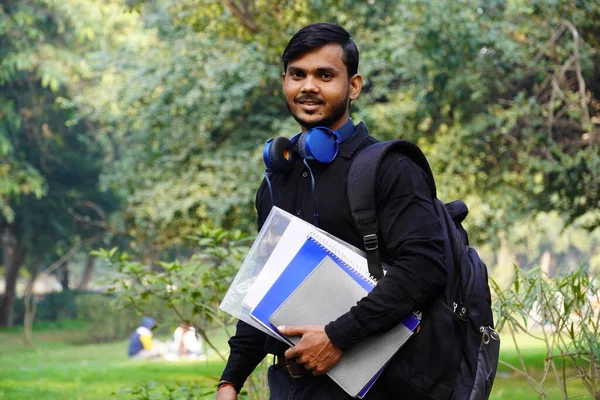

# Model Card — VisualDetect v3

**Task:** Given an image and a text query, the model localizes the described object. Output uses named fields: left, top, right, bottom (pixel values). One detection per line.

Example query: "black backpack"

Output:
left=348, top=140, right=500, bottom=400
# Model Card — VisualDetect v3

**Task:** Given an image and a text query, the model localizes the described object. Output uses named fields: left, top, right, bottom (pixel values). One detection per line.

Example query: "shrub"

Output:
left=492, top=265, right=600, bottom=399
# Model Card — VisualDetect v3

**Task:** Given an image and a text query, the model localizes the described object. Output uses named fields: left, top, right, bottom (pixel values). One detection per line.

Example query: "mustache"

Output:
left=294, top=94, right=325, bottom=104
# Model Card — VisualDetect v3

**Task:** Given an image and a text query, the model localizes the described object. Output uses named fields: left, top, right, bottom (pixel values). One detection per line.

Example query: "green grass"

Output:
left=0, top=324, right=595, bottom=399
left=492, top=330, right=595, bottom=399
left=0, top=323, right=229, bottom=400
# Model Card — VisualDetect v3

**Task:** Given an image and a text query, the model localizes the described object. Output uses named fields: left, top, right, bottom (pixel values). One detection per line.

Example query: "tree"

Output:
left=79, top=0, right=599, bottom=257
left=0, top=0, right=125, bottom=326
left=352, top=0, right=600, bottom=241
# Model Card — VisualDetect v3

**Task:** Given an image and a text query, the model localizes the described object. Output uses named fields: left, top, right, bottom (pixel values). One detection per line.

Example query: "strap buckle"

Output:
left=275, top=356, right=309, bottom=379
left=363, top=234, right=379, bottom=251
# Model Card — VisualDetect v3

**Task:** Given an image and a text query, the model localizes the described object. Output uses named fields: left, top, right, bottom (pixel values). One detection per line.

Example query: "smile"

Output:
left=297, top=101, right=323, bottom=111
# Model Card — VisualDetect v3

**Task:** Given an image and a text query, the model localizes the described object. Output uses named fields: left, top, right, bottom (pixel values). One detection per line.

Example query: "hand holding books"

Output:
left=279, top=324, right=342, bottom=376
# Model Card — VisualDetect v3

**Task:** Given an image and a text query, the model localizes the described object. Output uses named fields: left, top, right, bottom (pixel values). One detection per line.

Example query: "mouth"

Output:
left=296, top=99, right=324, bottom=112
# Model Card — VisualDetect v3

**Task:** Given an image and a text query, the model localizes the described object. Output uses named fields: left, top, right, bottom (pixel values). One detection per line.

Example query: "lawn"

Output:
left=0, top=322, right=229, bottom=400
left=0, top=323, right=595, bottom=399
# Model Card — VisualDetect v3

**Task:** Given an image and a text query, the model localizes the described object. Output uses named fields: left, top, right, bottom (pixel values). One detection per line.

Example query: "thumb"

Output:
left=277, top=325, right=304, bottom=336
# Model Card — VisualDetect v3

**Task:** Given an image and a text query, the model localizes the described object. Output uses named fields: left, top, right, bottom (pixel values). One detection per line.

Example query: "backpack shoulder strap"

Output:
left=347, top=140, right=437, bottom=280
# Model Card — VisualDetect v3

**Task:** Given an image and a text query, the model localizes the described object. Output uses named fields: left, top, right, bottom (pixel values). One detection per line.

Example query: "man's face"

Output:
left=282, top=43, right=362, bottom=132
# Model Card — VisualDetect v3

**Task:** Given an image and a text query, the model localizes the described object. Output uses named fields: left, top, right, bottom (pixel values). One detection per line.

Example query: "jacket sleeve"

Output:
left=325, top=154, right=447, bottom=349
left=220, top=319, right=269, bottom=391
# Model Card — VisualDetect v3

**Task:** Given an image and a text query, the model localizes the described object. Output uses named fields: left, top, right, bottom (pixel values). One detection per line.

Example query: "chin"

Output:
left=295, top=115, right=327, bottom=129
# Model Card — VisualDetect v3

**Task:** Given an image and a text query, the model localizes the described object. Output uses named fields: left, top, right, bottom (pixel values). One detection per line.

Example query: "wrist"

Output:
left=217, top=380, right=237, bottom=392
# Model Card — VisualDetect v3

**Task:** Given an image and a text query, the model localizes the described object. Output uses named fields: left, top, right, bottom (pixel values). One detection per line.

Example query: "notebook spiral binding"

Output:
left=307, top=231, right=377, bottom=285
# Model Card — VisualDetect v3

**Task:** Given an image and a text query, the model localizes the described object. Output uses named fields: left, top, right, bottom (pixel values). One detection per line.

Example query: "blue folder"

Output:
left=250, top=237, right=375, bottom=339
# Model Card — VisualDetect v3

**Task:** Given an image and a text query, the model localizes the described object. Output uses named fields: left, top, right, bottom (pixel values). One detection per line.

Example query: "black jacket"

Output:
left=221, top=122, right=448, bottom=398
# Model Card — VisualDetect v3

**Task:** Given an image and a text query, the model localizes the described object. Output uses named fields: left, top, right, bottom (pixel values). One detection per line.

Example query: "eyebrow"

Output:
left=287, top=66, right=338, bottom=75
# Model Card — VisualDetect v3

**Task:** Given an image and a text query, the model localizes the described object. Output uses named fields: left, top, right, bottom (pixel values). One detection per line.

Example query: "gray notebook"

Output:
left=269, top=256, right=416, bottom=398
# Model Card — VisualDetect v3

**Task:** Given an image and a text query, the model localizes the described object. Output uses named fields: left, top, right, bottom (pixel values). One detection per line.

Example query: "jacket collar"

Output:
left=338, top=121, right=371, bottom=159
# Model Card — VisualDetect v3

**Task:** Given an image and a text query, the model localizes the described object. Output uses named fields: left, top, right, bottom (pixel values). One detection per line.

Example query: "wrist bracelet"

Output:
left=217, top=380, right=236, bottom=390
left=217, top=383, right=236, bottom=391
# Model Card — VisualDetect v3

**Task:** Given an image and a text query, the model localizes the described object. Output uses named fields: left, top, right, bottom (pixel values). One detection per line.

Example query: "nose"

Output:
left=301, top=75, right=319, bottom=93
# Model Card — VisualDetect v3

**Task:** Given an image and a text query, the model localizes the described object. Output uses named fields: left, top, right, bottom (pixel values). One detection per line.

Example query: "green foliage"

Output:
left=0, top=0, right=127, bottom=302
left=11, top=290, right=161, bottom=343
left=0, top=0, right=127, bottom=224
left=12, top=290, right=78, bottom=324
left=354, top=0, right=600, bottom=241
left=492, top=265, right=600, bottom=398
left=93, top=225, right=251, bottom=356
left=73, top=0, right=600, bottom=252
left=118, top=382, right=215, bottom=400
left=75, top=293, right=139, bottom=343
left=119, top=358, right=270, bottom=400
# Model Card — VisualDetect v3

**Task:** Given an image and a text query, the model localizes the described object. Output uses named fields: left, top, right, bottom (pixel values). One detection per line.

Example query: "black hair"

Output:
left=281, top=23, right=359, bottom=77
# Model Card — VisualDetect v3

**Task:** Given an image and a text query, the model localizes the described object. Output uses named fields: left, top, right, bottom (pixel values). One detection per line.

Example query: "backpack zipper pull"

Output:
left=480, top=326, right=499, bottom=345
left=454, top=302, right=467, bottom=318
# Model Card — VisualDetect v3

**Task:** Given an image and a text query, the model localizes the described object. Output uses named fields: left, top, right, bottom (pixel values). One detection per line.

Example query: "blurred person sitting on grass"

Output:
left=172, top=321, right=206, bottom=361
left=128, top=316, right=163, bottom=360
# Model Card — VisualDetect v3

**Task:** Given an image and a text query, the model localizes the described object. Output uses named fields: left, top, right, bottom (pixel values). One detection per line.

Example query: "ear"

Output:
left=349, top=74, right=363, bottom=100
left=281, top=72, right=286, bottom=90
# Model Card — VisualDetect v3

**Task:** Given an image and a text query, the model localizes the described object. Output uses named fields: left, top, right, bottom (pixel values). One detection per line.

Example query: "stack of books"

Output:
left=220, top=207, right=419, bottom=398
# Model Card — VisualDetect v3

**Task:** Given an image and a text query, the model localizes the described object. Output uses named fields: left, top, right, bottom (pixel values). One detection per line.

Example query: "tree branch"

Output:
left=533, top=24, right=567, bottom=64
left=561, top=20, right=591, bottom=131
left=220, top=0, right=260, bottom=33
left=23, top=233, right=104, bottom=345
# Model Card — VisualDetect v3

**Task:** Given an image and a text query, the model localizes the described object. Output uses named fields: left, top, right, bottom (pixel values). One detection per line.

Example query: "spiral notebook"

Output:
left=249, top=233, right=420, bottom=398
left=249, top=232, right=376, bottom=340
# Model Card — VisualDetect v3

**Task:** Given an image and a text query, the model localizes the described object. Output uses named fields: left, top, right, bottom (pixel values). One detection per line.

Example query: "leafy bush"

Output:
left=75, top=293, right=176, bottom=344
left=13, top=290, right=82, bottom=325
left=94, top=225, right=251, bottom=359
left=74, top=293, right=137, bottom=343
left=118, top=382, right=215, bottom=400
left=492, top=265, right=600, bottom=398
left=117, top=360, right=270, bottom=400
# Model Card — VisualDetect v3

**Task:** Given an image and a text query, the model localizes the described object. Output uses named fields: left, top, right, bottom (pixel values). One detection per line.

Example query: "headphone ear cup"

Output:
left=266, top=136, right=294, bottom=173
left=301, top=127, right=339, bottom=163
left=297, top=132, right=308, bottom=160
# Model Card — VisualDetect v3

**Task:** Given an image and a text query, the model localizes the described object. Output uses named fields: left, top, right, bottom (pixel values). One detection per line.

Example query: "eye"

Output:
left=290, top=71, right=304, bottom=79
left=321, top=72, right=333, bottom=80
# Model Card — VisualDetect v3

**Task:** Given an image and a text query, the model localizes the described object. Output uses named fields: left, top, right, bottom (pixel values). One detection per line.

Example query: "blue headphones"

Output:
left=263, top=119, right=355, bottom=173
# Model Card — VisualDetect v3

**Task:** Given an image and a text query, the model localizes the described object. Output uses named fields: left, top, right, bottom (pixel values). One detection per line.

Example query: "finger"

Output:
left=284, top=345, right=298, bottom=359
left=277, top=325, right=304, bottom=336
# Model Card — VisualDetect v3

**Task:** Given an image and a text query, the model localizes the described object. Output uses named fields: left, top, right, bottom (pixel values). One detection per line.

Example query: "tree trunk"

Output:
left=25, top=256, right=41, bottom=295
left=540, top=250, right=552, bottom=278
left=59, top=261, right=70, bottom=291
left=146, top=247, right=163, bottom=272
left=0, top=226, right=27, bottom=327
left=496, top=241, right=517, bottom=268
left=492, top=236, right=517, bottom=289
left=76, top=255, right=95, bottom=290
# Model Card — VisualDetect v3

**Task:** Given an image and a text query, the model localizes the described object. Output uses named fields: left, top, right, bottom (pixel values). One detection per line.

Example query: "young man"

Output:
left=217, top=23, right=449, bottom=400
